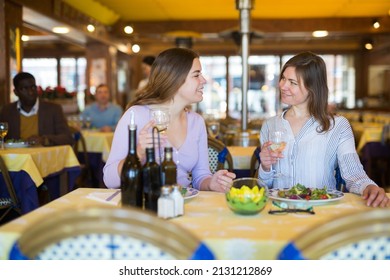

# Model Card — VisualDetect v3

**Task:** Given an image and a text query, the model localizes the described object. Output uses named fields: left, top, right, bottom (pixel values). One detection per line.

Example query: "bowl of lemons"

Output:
left=225, top=177, right=268, bottom=215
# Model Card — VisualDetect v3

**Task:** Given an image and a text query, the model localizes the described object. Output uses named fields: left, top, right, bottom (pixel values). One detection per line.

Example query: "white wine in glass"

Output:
left=0, top=122, right=8, bottom=149
left=268, top=129, right=287, bottom=178
left=150, top=108, right=170, bottom=132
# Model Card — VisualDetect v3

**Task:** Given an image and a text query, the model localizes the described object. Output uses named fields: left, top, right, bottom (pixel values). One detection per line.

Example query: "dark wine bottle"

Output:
left=161, top=146, right=177, bottom=185
left=142, top=147, right=161, bottom=212
left=120, top=120, right=143, bottom=208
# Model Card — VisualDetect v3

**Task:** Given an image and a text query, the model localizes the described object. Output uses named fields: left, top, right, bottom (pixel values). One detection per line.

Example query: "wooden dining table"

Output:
left=0, top=187, right=385, bottom=260
left=0, top=145, right=80, bottom=213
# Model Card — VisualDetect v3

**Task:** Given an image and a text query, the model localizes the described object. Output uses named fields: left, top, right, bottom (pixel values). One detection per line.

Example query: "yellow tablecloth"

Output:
left=227, top=146, right=257, bottom=170
left=0, top=188, right=382, bottom=260
left=351, top=122, right=383, bottom=153
left=80, top=130, right=113, bottom=162
left=0, top=145, right=80, bottom=187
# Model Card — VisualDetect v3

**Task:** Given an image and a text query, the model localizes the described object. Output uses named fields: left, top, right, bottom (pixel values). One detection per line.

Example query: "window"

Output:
left=23, top=58, right=57, bottom=89
left=199, top=54, right=356, bottom=122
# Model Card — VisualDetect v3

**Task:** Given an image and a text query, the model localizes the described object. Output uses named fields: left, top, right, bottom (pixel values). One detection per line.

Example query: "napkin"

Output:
left=86, top=190, right=121, bottom=206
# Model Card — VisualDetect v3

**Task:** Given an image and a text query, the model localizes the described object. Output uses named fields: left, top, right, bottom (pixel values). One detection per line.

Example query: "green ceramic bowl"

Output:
left=225, top=177, right=268, bottom=215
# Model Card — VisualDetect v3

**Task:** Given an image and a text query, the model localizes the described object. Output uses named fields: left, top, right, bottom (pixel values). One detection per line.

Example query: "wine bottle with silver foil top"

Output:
left=120, top=111, right=143, bottom=208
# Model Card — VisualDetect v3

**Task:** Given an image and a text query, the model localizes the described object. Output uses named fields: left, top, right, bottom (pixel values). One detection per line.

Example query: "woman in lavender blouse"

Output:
left=103, top=48, right=235, bottom=191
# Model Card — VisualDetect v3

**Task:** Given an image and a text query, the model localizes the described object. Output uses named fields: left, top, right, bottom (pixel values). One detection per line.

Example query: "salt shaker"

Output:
left=158, top=186, right=174, bottom=219
left=171, top=184, right=184, bottom=216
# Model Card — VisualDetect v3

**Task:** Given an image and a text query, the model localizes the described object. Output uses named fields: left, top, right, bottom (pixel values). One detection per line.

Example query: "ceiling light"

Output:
left=52, top=27, right=69, bottom=34
left=132, top=44, right=140, bottom=53
left=124, top=25, right=134, bottom=34
left=312, top=30, right=328, bottom=38
left=87, top=24, right=95, bottom=32
left=21, top=35, right=30, bottom=42
left=364, top=42, right=373, bottom=50
left=372, top=19, right=380, bottom=29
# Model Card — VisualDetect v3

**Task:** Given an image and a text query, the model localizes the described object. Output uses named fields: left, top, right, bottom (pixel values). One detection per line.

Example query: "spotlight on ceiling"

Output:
left=372, top=19, right=380, bottom=29
left=87, top=24, right=95, bottom=32
left=364, top=40, right=373, bottom=50
left=312, top=30, right=328, bottom=38
left=52, top=26, right=69, bottom=34
left=21, top=35, right=30, bottom=42
left=124, top=25, right=134, bottom=34
left=132, top=44, right=140, bottom=53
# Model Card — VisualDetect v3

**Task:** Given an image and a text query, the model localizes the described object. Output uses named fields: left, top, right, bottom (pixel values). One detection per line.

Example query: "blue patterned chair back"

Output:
left=335, top=166, right=348, bottom=192
left=207, top=137, right=233, bottom=174
left=9, top=206, right=215, bottom=260
left=278, top=209, right=390, bottom=260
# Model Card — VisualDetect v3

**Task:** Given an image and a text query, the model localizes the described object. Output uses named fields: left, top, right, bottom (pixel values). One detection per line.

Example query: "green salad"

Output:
left=277, top=184, right=334, bottom=200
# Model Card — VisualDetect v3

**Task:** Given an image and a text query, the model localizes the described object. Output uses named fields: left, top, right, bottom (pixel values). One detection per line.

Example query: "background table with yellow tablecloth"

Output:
left=0, top=145, right=80, bottom=213
left=77, top=130, right=113, bottom=187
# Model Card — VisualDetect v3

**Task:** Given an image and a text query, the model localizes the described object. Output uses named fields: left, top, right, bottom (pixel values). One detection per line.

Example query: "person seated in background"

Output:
left=258, top=51, right=389, bottom=208
left=104, top=48, right=236, bottom=191
left=137, top=55, right=155, bottom=90
left=81, top=84, right=123, bottom=132
left=0, top=72, right=74, bottom=146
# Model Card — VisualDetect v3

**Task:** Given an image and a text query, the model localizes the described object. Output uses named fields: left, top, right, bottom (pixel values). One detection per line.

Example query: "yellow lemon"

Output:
left=229, top=187, right=238, bottom=197
left=252, top=185, right=259, bottom=194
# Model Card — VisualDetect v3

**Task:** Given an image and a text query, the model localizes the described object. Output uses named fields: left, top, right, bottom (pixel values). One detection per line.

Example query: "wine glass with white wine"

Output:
left=150, top=108, right=170, bottom=132
left=0, top=122, right=8, bottom=150
left=268, top=128, right=287, bottom=178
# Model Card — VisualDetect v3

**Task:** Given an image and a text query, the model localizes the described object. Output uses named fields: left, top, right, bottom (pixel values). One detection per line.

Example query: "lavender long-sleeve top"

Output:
left=103, top=105, right=212, bottom=189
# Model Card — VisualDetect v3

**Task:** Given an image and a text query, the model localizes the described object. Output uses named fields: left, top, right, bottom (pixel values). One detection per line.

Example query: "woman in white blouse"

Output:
left=258, top=51, right=389, bottom=208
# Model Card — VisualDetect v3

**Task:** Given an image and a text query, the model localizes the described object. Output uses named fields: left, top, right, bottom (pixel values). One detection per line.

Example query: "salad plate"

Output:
left=269, top=186, right=344, bottom=207
left=183, top=187, right=199, bottom=200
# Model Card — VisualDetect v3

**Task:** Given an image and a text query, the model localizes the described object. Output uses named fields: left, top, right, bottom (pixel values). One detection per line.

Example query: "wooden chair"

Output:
left=249, top=146, right=261, bottom=177
left=69, top=126, right=91, bottom=188
left=207, top=136, right=234, bottom=173
left=0, top=155, right=22, bottom=224
left=9, top=206, right=215, bottom=260
left=278, top=209, right=390, bottom=260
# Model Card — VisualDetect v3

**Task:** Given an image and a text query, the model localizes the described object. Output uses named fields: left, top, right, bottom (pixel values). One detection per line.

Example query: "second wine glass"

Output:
left=268, top=129, right=287, bottom=178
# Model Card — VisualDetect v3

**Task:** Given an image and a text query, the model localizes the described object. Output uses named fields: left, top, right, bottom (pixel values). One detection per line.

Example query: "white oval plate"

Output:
left=269, top=188, right=344, bottom=207
left=183, top=187, right=199, bottom=200
left=5, top=142, right=29, bottom=148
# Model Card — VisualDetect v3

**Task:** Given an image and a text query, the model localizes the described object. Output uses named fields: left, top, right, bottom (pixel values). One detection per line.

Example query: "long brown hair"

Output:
left=128, top=48, right=199, bottom=108
left=281, top=51, right=334, bottom=132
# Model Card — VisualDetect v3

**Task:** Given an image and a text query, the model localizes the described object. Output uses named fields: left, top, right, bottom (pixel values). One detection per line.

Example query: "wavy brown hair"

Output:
left=281, top=51, right=334, bottom=132
left=128, top=48, right=199, bottom=108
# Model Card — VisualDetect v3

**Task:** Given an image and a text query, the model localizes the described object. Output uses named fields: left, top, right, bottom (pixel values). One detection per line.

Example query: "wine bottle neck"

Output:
left=128, top=127, right=137, bottom=155
left=145, top=148, right=156, bottom=162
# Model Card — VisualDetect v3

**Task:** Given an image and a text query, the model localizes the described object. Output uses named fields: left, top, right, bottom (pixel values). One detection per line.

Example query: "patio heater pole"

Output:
left=236, top=0, right=254, bottom=131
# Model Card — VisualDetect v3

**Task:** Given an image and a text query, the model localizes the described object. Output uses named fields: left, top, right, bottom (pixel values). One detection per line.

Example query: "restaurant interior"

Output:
left=0, top=0, right=389, bottom=261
